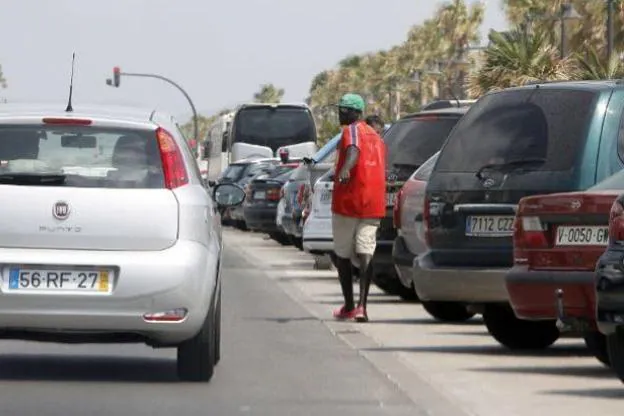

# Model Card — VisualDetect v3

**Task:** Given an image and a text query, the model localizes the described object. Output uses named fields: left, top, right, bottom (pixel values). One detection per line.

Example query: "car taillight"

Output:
left=244, top=184, right=252, bottom=200
left=280, top=186, right=285, bottom=199
left=393, top=186, right=405, bottom=229
left=609, top=199, right=624, bottom=244
left=297, top=184, right=306, bottom=205
left=156, top=127, right=189, bottom=189
left=267, top=188, right=281, bottom=201
left=513, top=215, right=547, bottom=265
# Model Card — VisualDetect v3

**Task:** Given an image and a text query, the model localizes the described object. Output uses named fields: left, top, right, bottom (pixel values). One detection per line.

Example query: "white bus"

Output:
left=203, top=111, right=234, bottom=181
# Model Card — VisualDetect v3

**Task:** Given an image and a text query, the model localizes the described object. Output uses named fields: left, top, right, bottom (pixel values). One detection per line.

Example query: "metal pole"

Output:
left=119, top=72, right=199, bottom=142
left=560, top=14, right=566, bottom=60
left=607, top=0, right=615, bottom=62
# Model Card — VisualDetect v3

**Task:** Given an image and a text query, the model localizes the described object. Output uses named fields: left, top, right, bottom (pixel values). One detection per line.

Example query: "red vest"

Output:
left=332, top=121, right=386, bottom=219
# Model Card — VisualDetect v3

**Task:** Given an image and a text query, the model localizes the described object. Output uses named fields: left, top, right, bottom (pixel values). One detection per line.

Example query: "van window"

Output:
left=412, top=152, right=440, bottom=181
left=232, top=106, right=316, bottom=151
left=434, top=89, right=598, bottom=173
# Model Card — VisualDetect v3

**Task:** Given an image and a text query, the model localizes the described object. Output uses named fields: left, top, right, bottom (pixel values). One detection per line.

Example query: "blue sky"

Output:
left=0, top=0, right=508, bottom=122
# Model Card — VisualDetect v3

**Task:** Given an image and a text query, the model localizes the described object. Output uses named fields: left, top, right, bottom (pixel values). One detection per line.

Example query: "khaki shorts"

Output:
left=332, top=213, right=380, bottom=267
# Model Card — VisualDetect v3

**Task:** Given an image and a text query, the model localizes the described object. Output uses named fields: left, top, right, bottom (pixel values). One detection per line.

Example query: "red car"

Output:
left=507, top=189, right=617, bottom=365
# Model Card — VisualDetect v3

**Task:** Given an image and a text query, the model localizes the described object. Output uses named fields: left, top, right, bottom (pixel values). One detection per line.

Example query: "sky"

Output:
left=0, top=0, right=508, bottom=125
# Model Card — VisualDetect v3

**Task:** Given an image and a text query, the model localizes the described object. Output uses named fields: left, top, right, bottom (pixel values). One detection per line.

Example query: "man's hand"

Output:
left=338, top=169, right=350, bottom=184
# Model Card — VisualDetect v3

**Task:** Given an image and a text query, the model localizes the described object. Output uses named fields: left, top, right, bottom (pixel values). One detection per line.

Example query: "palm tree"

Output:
left=253, top=83, right=285, bottom=103
left=576, top=46, right=624, bottom=79
left=466, top=28, right=576, bottom=97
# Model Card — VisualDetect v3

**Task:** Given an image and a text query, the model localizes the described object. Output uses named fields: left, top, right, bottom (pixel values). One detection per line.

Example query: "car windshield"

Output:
left=0, top=125, right=164, bottom=188
left=589, top=169, right=624, bottom=190
left=232, top=107, right=316, bottom=151
left=434, top=89, right=598, bottom=172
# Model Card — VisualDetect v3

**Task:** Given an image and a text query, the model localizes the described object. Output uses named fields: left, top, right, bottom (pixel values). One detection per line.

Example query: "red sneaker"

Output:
left=353, top=306, right=368, bottom=322
left=333, top=305, right=356, bottom=320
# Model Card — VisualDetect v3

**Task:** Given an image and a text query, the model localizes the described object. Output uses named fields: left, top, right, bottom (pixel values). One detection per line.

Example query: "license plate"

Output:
left=320, top=190, right=332, bottom=203
left=465, top=216, right=514, bottom=237
left=254, top=191, right=266, bottom=199
left=555, top=226, right=609, bottom=246
left=386, top=192, right=396, bottom=206
left=7, top=267, right=112, bottom=293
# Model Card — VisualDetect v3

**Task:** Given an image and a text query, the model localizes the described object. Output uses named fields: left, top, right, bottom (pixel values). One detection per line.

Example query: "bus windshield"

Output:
left=231, top=106, right=316, bottom=152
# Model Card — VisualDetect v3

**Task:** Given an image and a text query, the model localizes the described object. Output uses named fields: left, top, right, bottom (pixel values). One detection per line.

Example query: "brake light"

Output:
left=513, top=215, right=547, bottom=265
left=156, top=127, right=189, bottom=189
left=244, top=184, right=252, bottom=200
left=267, top=188, right=281, bottom=201
left=297, top=183, right=306, bottom=205
left=609, top=199, right=624, bottom=244
left=42, top=117, right=92, bottom=125
left=393, top=186, right=405, bottom=229
left=280, top=186, right=285, bottom=199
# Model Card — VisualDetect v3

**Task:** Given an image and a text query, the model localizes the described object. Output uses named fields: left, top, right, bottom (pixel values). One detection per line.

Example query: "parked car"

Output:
left=415, top=80, right=624, bottom=350
left=594, top=170, right=624, bottom=382
left=392, top=151, right=474, bottom=319
left=373, top=107, right=470, bottom=301
left=507, top=171, right=624, bottom=364
left=0, top=104, right=223, bottom=382
left=279, top=133, right=342, bottom=249
left=218, top=158, right=280, bottom=229
left=243, top=163, right=300, bottom=243
left=302, top=168, right=335, bottom=255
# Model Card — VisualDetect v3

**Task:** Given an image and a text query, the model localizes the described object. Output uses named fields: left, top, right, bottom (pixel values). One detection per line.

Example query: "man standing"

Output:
left=332, top=93, right=386, bottom=322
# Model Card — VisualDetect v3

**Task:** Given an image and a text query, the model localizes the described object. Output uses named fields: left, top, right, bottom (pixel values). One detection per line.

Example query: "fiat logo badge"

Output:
left=570, top=200, right=581, bottom=210
left=53, top=201, right=71, bottom=220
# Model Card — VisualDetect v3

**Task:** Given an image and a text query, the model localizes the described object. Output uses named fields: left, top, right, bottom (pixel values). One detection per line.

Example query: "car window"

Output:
left=221, top=164, right=245, bottom=181
left=384, top=115, right=461, bottom=169
left=0, top=125, right=165, bottom=189
left=434, top=89, right=598, bottom=173
left=589, top=168, right=624, bottom=190
left=412, top=151, right=440, bottom=181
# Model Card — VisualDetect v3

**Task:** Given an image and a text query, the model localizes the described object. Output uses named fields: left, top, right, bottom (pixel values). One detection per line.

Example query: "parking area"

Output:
left=227, top=228, right=623, bottom=416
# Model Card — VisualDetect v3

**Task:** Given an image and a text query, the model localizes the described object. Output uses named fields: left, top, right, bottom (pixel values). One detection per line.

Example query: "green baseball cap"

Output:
left=337, top=93, right=365, bottom=112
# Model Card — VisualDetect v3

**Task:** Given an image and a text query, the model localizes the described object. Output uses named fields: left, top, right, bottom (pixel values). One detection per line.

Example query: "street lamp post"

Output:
left=106, top=68, right=199, bottom=142
left=607, top=0, right=615, bottom=62
left=559, top=3, right=582, bottom=59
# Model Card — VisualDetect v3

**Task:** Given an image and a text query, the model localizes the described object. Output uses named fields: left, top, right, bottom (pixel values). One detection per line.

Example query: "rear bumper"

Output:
left=392, top=236, right=416, bottom=289
left=506, top=265, right=595, bottom=323
left=302, top=215, right=333, bottom=253
left=413, top=252, right=509, bottom=303
left=0, top=240, right=218, bottom=345
left=244, top=205, right=279, bottom=233
left=596, top=248, right=624, bottom=335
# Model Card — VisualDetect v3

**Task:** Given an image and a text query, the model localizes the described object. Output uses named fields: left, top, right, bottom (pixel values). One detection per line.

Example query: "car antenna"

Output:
left=65, top=52, right=76, bottom=112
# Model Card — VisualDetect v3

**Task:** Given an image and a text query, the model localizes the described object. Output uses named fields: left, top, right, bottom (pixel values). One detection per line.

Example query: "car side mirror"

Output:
left=212, top=183, right=246, bottom=207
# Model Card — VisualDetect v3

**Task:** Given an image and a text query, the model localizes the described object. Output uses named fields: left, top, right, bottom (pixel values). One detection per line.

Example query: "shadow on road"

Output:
left=245, top=316, right=320, bottom=324
left=363, top=318, right=483, bottom=326
left=0, top=354, right=177, bottom=382
left=540, top=387, right=624, bottom=399
left=468, top=364, right=614, bottom=379
left=362, top=343, right=590, bottom=358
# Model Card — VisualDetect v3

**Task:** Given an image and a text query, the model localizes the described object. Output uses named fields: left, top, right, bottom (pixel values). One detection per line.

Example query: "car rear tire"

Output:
left=177, top=304, right=216, bottom=382
left=291, top=237, right=304, bottom=250
left=483, top=304, right=559, bottom=350
left=607, top=332, right=624, bottom=382
left=373, top=273, right=419, bottom=302
left=422, top=301, right=474, bottom=322
left=584, top=331, right=609, bottom=367
left=270, top=232, right=292, bottom=245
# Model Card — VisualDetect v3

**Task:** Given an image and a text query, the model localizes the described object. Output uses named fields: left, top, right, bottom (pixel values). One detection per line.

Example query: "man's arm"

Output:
left=337, top=124, right=361, bottom=184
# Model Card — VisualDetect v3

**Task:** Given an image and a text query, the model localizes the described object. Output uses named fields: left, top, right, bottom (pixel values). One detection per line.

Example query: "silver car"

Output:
left=0, top=104, right=222, bottom=382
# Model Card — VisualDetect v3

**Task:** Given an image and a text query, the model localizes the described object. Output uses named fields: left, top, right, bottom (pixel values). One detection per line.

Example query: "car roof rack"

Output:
left=421, top=99, right=476, bottom=111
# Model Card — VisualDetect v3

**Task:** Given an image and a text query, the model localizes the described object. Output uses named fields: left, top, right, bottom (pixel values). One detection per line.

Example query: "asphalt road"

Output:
left=0, top=238, right=424, bottom=416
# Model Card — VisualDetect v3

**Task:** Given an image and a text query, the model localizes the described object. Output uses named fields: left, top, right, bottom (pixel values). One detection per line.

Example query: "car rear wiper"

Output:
left=0, top=173, right=67, bottom=185
left=475, top=158, right=546, bottom=180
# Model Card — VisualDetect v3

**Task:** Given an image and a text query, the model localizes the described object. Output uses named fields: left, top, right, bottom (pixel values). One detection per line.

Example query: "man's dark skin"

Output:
left=335, top=106, right=374, bottom=312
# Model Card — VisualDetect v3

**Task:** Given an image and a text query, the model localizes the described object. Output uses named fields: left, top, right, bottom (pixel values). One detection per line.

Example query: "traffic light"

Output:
left=112, top=66, right=121, bottom=87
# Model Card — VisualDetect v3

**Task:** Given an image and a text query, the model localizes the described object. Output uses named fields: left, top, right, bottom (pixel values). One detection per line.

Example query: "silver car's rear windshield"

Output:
left=0, top=125, right=164, bottom=188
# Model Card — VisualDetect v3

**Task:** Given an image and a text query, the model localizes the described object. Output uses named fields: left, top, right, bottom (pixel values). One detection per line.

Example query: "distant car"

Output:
left=217, top=158, right=280, bottom=228
left=302, top=168, right=335, bottom=255
left=416, top=80, right=624, bottom=350
left=507, top=171, right=624, bottom=365
left=0, top=104, right=222, bottom=382
left=373, top=107, right=470, bottom=301
left=243, top=163, right=299, bottom=243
